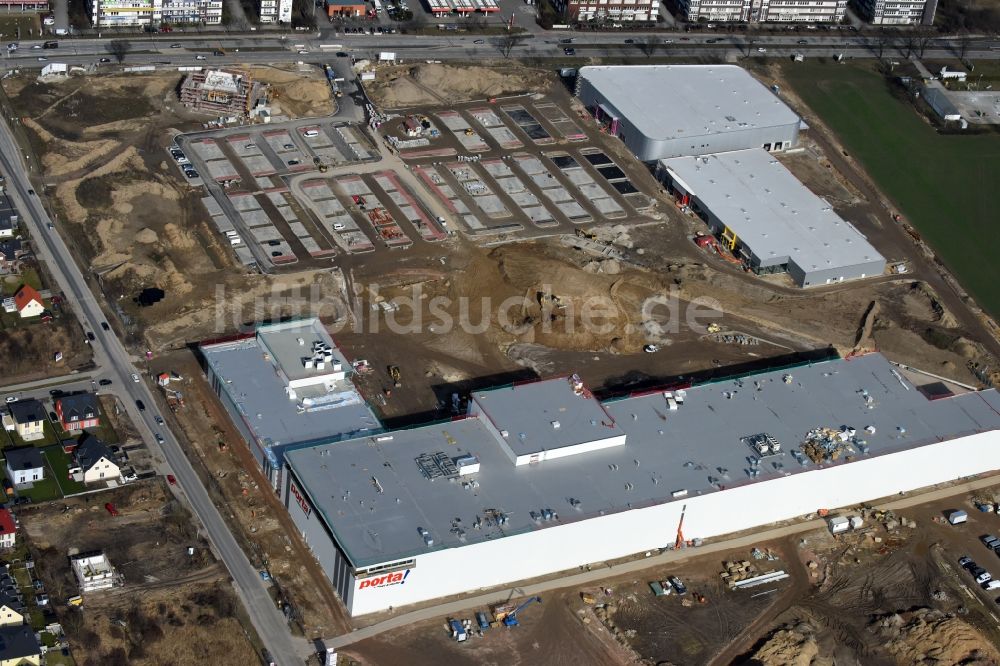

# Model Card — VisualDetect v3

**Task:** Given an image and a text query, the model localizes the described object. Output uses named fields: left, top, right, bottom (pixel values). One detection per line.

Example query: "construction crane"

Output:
left=674, top=504, right=687, bottom=550
left=502, top=596, right=542, bottom=627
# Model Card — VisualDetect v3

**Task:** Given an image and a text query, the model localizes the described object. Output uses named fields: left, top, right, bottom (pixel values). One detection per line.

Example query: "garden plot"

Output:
left=412, top=165, right=496, bottom=235
left=502, top=105, right=554, bottom=145
left=546, top=152, right=625, bottom=218
left=204, top=158, right=239, bottom=182
left=336, top=126, right=375, bottom=160
left=189, top=138, right=226, bottom=161
left=372, top=171, right=447, bottom=242
left=336, top=177, right=411, bottom=248
left=533, top=102, right=586, bottom=141
left=297, top=180, right=373, bottom=253
left=513, top=154, right=590, bottom=223
left=227, top=135, right=275, bottom=177
left=264, top=129, right=299, bottom=155
left=468, top=107, right=522, bottom=149
left=481, top=159, right=555, bottom=227
left=436, top=111, right=490, bottom=152
left=447, top=162, right=511, bottom=219
left=579, top=149, right=653, bottom=209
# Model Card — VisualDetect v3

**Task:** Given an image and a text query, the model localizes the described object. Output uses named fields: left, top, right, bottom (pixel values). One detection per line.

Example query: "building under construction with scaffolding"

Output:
left=276, top=352, right=1000, bottom=616
left=179, top=68, right=268, bottom=118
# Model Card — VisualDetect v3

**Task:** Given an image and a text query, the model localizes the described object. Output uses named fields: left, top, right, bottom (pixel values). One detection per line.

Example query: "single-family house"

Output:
left=74, top=434, right=120, bottom=484
left=55, top=393, right=100, bottom=432
left=0, top=240, right=24, bottom=275
left=0, top=509, right=14, bottom=550
left=0, top=587, right=23, bottom=628
left=0, top=623, right=41, bottom=665
left=7, top=400, right=45, bottom=441
left=12, top=285, right=43, bottom=319
left=3, top=448, right=44, bottom=488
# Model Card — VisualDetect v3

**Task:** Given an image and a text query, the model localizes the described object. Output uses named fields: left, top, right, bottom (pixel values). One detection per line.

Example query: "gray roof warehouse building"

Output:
left=281, top=354, right=1000, bottom=616
left=575, top=65, right=802, bottom=161
left=657, top=149, right=885, bottom=286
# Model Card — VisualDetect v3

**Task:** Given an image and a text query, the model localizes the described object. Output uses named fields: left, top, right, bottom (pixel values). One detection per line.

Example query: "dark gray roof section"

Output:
left=285, top=354, right=1000, bottom=568
left=75, top=434, right=112, bottom=471
left=471, top=377, right=625, bottom=459
left=4, top=447, right=43, bottom=473
left=0, top=586, right=23, bottom=614
left=57, top=393, right=99, bottom=423
left=0, top=624, right=40, bottom=661
left=8, top=399, right=44, bottom=425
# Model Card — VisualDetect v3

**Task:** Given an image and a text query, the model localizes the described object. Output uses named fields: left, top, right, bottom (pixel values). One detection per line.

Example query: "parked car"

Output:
left=131, top=373, right=140, bottom=382
left=98, top=379, right=113, bottom=386
left=86, top=331, right=96, bottom=341
left=101, top=322, right=110, bottom=331
left=135, top=399, right=145, bottom=411
left=668, top=576, right=687, bottom=595
left=981, top=535, right=1000, bottom=548
left=959, top=555, right=974, bottom=568
left=984, top=579, right=1000, bottom=590
left=4, top=397, right=16, bottom=404
left=155, top=434, right=164, bottom=444
left=563, top=48, right=575, bottom=56
left=166, top=474, right=177, bottom=485
left=99, top=57, right=111, bottom=63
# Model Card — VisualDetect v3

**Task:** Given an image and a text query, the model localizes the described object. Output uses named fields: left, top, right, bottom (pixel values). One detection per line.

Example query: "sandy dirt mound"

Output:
left=251, top=65, right=334, bottom=118
left=368, top=63, right=551, bottom=108
left=163, top=222, right=196, bottom=250
left=871, top=608, right=1000, bottom=665
left=23, top=117, right=120, bottom=177
left=136, top=228, right=158, bottom=244
left=748, top=623, right=822, bottom=666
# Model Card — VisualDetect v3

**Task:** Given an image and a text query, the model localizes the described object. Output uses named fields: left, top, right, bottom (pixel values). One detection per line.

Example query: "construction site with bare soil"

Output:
left=8, top=58, right=1000, bottom=666
left=17, top=480, right=260, bottom=666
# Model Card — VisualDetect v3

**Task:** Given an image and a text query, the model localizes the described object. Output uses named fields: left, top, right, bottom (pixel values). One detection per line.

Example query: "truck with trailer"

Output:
left=448, top=618, right=467, bottom=641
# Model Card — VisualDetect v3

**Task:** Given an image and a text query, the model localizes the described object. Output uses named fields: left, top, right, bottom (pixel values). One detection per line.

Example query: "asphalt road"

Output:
left=0, top=119, right=305, bottom=665
left=4, top=32, right=1000, bottom=70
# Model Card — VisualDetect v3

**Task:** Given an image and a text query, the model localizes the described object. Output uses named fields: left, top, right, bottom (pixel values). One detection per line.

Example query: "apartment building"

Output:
left=679, top=0, right=847, bottom=22
left=853, top=0, right=936, bottom=24
left=89, top=0, right=221, bottom=27
left=259, top=0, right=292, bottom=22
left=555, top=0, right=660, bottom=23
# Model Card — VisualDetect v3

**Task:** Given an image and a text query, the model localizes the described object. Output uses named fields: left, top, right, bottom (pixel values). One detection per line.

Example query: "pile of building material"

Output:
left=720, top=559, right=758, bottom=586
left=799, top=425, right=863, bottom=463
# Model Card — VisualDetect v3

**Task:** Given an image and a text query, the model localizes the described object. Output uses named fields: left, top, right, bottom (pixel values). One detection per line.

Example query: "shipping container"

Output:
left=948, top=510, right=968, bottom=525
left=828, top=516, right=850, bottom=534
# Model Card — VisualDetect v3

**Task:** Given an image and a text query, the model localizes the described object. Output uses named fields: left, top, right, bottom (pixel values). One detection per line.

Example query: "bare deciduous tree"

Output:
left=106, top=39, right=131, bottom=64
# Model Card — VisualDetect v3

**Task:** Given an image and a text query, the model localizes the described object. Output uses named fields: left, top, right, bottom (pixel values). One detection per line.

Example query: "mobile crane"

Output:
left=501, top=596, right=542, bottom=627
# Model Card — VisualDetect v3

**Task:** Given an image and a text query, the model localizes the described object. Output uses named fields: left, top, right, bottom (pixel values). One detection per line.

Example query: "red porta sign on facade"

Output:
left=290, top=481, right=311, bottom=518
left=358, top=569, right=410, bottom=591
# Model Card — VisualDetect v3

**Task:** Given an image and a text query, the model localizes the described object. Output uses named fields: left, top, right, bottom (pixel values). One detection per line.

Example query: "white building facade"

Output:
left=555, top=0, right=659, bottom=22
left=259, top=0, right=292, bottom=22
left=854, top=0, right=936, bottom=24
left=89, top=0, right=221, bottom=27
left=679, top=0, right=847, bottom=22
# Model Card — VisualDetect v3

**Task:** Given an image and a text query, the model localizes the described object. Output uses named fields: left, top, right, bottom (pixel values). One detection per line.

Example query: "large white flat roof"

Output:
left=661, top=149, right=884, bottom=273
left=578, top=65, right=801, bottom=142
left=286, top=354, right=1000, bottom=567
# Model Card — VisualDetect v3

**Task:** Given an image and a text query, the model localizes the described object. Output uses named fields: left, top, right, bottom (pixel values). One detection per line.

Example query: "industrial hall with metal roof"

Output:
left=279, top=353, right=1000, bottom=615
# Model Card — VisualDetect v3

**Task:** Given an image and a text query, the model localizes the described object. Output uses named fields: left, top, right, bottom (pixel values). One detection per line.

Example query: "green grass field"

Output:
left=783, top=62, right=1000, bottom=318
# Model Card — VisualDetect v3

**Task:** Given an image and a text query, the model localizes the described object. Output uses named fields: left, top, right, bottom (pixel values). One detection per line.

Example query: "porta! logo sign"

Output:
left=359, top=569, right=410, bottom=591
left=290, top=481, right=311, bottom=519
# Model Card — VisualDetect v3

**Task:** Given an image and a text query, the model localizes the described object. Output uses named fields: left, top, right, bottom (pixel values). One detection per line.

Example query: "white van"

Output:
left=303, top=129, right=319, bottom=138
